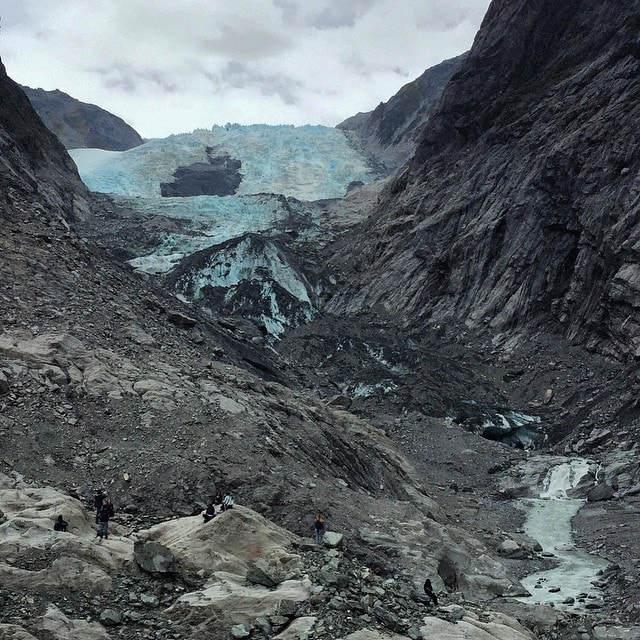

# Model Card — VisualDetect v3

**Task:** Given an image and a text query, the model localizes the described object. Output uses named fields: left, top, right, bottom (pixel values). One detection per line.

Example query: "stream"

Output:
left=517, top=457, right=610, bottom=609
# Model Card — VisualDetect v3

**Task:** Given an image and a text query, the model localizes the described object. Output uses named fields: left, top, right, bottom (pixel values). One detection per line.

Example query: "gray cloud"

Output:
left=93, top=65, right=179, bottom=94
left=0, top=0, right=492, bottom=137
left=202, top=25, right=291, bottom=60
left=216, top=61, right=301, bottom=106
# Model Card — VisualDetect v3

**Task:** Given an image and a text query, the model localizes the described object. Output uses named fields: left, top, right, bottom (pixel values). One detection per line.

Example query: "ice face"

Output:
left=69, top=124, right=377, bottom=338
left=69, top=124, right=375, bottom=201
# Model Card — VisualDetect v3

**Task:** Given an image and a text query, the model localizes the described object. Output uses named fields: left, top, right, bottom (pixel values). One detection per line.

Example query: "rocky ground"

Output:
left=0, top=477, right=613, bottom=640
left=2, top=188, right=640, bottom=638
left=3, top=51, right=640, bottom=640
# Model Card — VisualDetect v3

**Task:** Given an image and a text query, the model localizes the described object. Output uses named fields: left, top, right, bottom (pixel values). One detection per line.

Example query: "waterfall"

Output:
left=539, top=458, right=591, bottom=499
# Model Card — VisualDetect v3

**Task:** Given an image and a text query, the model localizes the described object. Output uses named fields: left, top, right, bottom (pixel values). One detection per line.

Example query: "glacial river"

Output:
left=517, top=458, right=610, bottom=609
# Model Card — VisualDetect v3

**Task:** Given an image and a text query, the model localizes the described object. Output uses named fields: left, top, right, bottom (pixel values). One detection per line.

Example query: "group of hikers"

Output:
left=52, top=488, right=115, bottom=541
left=53, top=494, right=440, bottom=606
left=202, top=489, right=234, bottom=522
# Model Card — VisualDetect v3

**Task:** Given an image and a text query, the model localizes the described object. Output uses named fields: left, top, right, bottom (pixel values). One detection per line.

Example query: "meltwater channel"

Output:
left=517, top=458, right=610, bottom=608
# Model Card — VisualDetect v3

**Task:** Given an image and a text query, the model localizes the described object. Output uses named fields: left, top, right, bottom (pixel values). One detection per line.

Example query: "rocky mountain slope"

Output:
left=0, top=54, right=570, bottom=640
left=329, top=0, right=640, bottom=361
left=21, top=86, right=144, bottom=151
left=338, top=54, right=465, bottom=173
left=3, top=0, right=640, bottom=636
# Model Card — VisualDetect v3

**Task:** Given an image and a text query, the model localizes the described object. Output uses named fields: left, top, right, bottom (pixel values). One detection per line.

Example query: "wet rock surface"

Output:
left=160, top=151, right=243, bottom=197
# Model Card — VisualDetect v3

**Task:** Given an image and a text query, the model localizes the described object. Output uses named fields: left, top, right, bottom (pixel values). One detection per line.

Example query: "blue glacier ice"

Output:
left=69, top=124, right=378, bottom=337
left=69, top=124, right=375, bottom=201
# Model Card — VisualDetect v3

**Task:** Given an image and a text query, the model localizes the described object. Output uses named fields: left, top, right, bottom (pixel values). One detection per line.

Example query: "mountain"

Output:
left=0, top=55, right=544, bottom=640
left=3, top=0, right=640, bottom=635
left=338, top=54, right=465, bottom=173
left=21, top=86, right=144, bottom=151
left=330, top=0, right=640, bottom=361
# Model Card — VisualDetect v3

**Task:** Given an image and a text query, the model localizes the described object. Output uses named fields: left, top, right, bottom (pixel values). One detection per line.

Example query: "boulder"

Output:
left=326, top=395, right=352, bottom=409
left=273, top=598, right=298, bottom=617
left=231, top=623, right=251, bottom=638
left=499, top=539, right=523, bottom=558
left=166, top=573, right=311, bottom=629
left=246, top=559, right=282, bottom=588
left=139, top=507, right=299, bottom=578
left=593, top=626, right=640, bottom=640
left=272, top=617, right=316, bottom=640
left=420, top=611, right=536, bottom=640
left=133, top=540, right=177, bottom=574
left=322, top=531, right=344, bottom=549
left=98, top=609, right=123, bottom=627
left=587, top=483, right=615, bottom=502
left=0, top=372, right=9, bottom=395
left=0, top=625, right=38, bottom=640
left=167, top=311, right=197, bottom=328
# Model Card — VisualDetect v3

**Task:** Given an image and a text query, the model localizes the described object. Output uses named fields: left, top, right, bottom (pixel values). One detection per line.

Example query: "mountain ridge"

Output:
left=337, top=54, right=465, bottom=173
left=3, top=0, right=640, bottom=635
left=22, top=85, right=144, bottom=151
left=329, top=0, right=640, bottom=360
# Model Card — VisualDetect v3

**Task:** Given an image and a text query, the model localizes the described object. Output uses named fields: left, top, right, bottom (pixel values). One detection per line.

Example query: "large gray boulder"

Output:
left=246, top=559, right=282, bottom=588
left=133, top=540, right=177, bottom=574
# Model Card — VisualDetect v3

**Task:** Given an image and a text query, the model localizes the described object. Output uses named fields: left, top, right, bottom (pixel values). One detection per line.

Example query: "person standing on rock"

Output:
left=314, top=513, right=326, bottom=544
left=54, top=515, right=68, bottom=532
left=93, top=489, right=106, bottom=523
left=423, top=578, right=438, bottom=606
left=97, top=497, right=115, bottom=541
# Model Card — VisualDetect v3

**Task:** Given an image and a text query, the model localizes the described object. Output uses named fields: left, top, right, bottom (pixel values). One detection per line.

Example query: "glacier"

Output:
left=70, top=124, right=379, bottom=337
left=69, top=124, right=375, bottom=201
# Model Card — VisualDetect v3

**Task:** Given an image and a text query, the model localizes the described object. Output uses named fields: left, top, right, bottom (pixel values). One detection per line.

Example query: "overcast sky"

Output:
left=0, top=0, right=491, bottom=139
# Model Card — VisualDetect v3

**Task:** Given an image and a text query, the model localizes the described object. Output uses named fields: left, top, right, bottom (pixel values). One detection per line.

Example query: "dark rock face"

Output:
left=160, top=150, right=243, bottom=197
left=21, top=86, right=144, bottom=151
left=338, top=55, right=465, bottom=172
left=329, top=1, right=640, bottom=361
left=0, top=59, right=90, bottom=223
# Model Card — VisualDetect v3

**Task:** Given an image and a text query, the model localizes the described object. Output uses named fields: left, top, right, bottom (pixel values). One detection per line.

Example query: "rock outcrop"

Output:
left=338, top=54, right=465, bottom=173
left=329, top=0, right=640, bottom=361
left=0, top=60, right=90, bottom=224
left=21, top=86, right=144, bottom=151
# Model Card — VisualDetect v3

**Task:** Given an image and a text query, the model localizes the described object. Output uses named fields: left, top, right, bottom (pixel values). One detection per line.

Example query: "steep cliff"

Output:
left=0, top=61, right=90, bottom=223
left=338, top=54, right=464, bottom=172
left=22, top=86, right=144, bottom=151
left=329, top=0, right=640, bottom=361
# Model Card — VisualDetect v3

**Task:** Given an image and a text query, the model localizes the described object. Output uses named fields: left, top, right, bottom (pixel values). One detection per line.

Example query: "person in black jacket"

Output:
left=93, top=489, right=106, bottom=523
left=423, top=578, right=439, bottom=606
left=53, top=515, right=68, bottom=532
left=202, top=503, right=216, bottom=523
left=97, top=498, right=115, bottom=541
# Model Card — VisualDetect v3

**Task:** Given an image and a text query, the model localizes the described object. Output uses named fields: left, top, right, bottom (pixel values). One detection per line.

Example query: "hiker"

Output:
left=314, top=513, right=326, bottom=544
left=202, top=503, right=217, bottom=523
left=53, top=515, right=68, bottom=532
left=93, top=489, right=106, bottom=523
left=97, top=497, right=115, bottom=541
left=213, top=489, right=224, bottom=508
left=423, top=578, right=438, bottom=606
left=222, top=493, right=234, bottom=511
